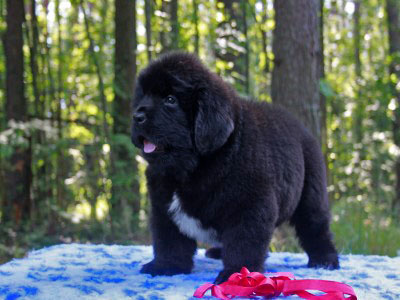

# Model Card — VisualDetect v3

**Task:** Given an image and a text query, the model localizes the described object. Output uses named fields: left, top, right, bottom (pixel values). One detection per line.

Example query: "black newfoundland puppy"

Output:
left=131, top=52, right=339, bottom=284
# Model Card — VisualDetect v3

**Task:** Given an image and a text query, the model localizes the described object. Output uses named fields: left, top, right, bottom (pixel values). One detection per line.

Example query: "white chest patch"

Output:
left=168, top=193, right=220, bottom=246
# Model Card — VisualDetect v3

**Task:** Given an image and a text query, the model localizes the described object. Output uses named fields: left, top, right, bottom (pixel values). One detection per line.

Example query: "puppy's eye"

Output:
left=164, top=95, right=177, bottom=106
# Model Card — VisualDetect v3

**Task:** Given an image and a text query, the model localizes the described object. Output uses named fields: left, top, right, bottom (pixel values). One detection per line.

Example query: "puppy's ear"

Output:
left=195, top=89, right=234, bottom=155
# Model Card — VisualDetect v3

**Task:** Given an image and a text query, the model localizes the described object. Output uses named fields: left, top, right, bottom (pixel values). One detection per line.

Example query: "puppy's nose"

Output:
left=133, top=111, right=146, bottom=124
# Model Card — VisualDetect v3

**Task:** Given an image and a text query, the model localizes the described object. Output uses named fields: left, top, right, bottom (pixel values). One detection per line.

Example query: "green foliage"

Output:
left=319, top=80, right=336, bottom=99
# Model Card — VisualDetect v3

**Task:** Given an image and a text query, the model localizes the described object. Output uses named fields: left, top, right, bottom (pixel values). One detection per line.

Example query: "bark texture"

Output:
left=192, top=0, right=200, bottom=54
left=170, top=0, right=179, bottom=49
left=145, top=0, right=153, bottom=62
left=112, top=0, right=140, bottom=233
left=4, top=0, right=31, bottom=224
left=386, top=0, right=400, bottom=212
left=114, top=0, right=136, bottom=134
left=271, top=0, right=322, bottom=143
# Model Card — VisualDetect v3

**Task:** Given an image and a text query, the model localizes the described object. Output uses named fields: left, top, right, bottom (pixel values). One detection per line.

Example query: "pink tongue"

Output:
left=143, top=140, right=156, bottom=153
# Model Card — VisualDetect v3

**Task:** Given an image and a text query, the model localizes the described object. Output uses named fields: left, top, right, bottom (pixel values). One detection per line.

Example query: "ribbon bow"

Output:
left=193, top=267, right=357, bottom=300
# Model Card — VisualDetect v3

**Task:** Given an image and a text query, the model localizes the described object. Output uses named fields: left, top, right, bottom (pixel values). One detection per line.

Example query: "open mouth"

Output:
left=143, top=139, right=157, bottom=153
left=138, top=136, right=160, bottom=154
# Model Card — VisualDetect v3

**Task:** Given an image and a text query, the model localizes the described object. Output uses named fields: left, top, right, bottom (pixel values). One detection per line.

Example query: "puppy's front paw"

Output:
left=308, top=253, right=340, bottom=270
left=214, top=268, right=239, bottom=285
left=140, top=260, right=192, bottom=276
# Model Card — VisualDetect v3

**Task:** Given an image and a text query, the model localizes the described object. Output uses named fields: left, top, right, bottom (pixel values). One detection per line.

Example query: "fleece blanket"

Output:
left=0, top=244, right=399, bottom=300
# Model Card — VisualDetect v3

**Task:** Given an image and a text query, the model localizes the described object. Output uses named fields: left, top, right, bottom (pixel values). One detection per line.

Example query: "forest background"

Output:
left=0, top=0, right=399, bottom=264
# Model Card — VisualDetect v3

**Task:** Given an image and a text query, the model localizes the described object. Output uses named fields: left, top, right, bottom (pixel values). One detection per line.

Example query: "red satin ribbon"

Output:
left=193, top=267, right=357, bottom=300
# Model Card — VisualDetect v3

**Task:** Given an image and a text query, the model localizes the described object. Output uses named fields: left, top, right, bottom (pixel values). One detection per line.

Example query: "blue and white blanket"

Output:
left=0, top=244, right=399, bottom=299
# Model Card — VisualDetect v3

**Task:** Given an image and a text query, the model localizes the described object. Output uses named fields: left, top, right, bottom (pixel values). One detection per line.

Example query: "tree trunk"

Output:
left=26, top=0, right=41, bottom=224
left=55, top=0, right=65, bottom=211
left=4, top=0, right=31, bottom=225
left=43, top=2, right=56, bottom=125
left=170, top=0, right=179, bottom=49
left=42, top=0, right=57, bottom=222
left=28, top=0, right=40, bottom=117
left=317, top=0, right=329, bottom=184
left=318, top=0, right=327, bottom=152
left=242, top=0, right=250, bottom=95
left=260, top=0, right=269, bottom=73
left=112, top=0, right=140, bottom=236
left=352, top=0, right=366, bottom=199
left=145, top=0, right=153, bottom=62
left=159, top=0, right=168, bottom=52
left=386, top=0, right=400, bottom=212
left=5, top=0, right=25, bottom=123
left=271, top=0, right=322, bottom=143
left=192, top=0, right=199, bottom=54
left=114, top=0, right=136, bottom=138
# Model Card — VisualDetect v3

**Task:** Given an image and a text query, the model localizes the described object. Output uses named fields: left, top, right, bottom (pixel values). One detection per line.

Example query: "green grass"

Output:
left=270, top=201, right=400, bottom=257
left=330, top=201, right=399, bottom=257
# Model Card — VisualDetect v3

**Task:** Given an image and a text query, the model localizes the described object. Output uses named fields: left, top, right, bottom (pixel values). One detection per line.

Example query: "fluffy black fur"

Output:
left=131, top=52, right=339, bottom=284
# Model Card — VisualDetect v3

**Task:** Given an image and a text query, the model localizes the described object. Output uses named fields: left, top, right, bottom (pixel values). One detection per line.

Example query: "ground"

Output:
left=0, top=244, right=399, bottom=299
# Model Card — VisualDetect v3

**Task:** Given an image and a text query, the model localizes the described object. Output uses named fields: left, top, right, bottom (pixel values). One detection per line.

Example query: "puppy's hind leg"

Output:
left=291, top=139, right=339, bottom=269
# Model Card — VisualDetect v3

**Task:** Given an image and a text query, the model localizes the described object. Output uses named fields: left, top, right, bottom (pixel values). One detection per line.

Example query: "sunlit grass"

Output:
left=331, top=201, right=400, bottom=257
left=270, top=201, right=400, bottom=257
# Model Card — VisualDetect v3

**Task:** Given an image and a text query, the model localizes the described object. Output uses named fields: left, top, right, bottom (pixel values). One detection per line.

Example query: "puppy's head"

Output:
left=131, top=52, right=235, bottom=165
